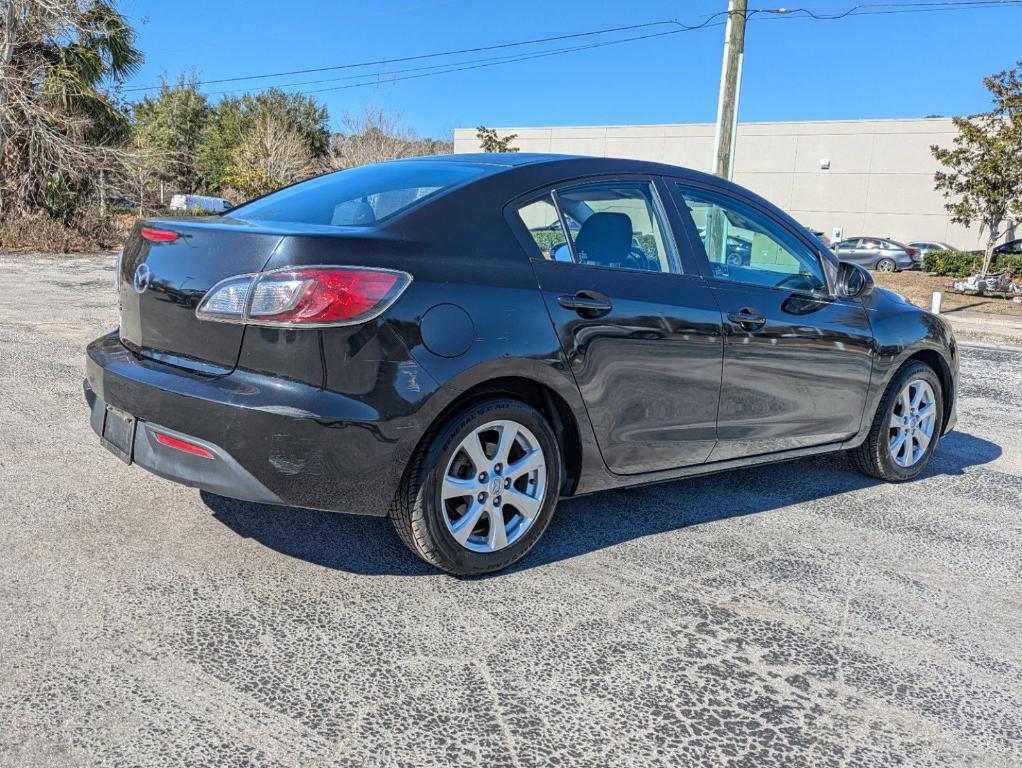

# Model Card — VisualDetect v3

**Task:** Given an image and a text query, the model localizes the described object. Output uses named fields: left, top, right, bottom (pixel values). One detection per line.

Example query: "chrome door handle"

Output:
left=727, top=307, right=767, bottom=330
left=558, top=291, right=613, bottom=316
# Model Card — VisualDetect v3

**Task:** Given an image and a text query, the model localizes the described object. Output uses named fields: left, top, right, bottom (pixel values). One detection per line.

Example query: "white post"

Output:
left=99, top=168, right=106, bottom=217
left=931, top=292, right=943, bottom=314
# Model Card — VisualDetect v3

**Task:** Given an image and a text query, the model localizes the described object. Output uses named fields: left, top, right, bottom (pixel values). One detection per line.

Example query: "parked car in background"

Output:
left=169, top=194, right=234, bottom=214
left=993, top=238, right=1022, bottom=256
left=909, top=241, right=957, bottom=259
left=805, top=228, right=832, bottom=248
left=834, top=237, right=920, bottom=272
left=86, top=154, right=958, bottom=575
left=696, top=227, right=752, bottom=265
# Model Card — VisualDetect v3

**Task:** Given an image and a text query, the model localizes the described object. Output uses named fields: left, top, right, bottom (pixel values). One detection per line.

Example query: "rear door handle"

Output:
left=558, top=291, right=613, bottom=316
left=727, top=307, right=767, bottom=331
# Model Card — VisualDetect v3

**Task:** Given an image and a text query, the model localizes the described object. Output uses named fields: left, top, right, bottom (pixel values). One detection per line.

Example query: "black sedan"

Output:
left=85, top=154, right=959, bottom=575
left=993, top=238, right=1022, bottom=256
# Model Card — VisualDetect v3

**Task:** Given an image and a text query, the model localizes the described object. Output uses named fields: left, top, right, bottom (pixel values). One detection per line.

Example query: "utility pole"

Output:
left=712, top=0, right=748, bottom=180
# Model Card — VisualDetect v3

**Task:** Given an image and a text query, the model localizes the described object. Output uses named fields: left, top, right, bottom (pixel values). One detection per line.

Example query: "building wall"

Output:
left=453, top=119, right=1010, bottom=250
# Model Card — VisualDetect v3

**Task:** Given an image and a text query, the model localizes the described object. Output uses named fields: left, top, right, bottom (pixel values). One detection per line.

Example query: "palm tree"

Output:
left=0, top=0, right=142, bottom=218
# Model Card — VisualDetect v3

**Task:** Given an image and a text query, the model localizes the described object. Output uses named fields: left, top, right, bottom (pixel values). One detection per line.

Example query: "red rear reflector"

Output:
left=141, top=227, right=179, bottom=243
left=154, top=432, right=214, bottom=459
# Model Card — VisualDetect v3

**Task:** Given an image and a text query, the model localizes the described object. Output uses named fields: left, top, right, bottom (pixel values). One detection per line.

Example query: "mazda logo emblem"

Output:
left=132, top=263, right=151, bottom=294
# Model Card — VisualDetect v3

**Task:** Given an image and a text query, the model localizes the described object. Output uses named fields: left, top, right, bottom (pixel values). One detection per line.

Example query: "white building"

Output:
left=454, top=118, right=1011, bottom=250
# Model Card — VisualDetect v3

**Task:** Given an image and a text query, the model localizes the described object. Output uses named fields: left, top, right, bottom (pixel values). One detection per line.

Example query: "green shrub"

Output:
left=923, top=249, right=983, bottom=277
left=997, top=254, right=1022, bottom=276
left=530, top=229, right=566, bottom=254
left=527, top=229, right=659, bottom=260
left=923, top=249, right=1022, bottom=277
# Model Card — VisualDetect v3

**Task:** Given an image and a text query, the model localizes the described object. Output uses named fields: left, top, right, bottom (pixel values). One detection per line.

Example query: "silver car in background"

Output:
left=909, top=241, right=957, bottom=260
left=834, top=237, right=920, bottom=272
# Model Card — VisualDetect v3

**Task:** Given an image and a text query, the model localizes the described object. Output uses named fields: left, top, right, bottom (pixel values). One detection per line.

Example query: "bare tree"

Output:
left=224, top=115, right=318, bottom=198
left=330, top=107, right=420, bottom=169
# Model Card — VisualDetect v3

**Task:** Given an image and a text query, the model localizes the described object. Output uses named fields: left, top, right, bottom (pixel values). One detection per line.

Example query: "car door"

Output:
left=510, top=177, right=723, bottom=474
left=860, top=238, right=886, bottom=268
left=671, top=181, right=874, bottom=461
left=837, top=238, right=864, bottom=265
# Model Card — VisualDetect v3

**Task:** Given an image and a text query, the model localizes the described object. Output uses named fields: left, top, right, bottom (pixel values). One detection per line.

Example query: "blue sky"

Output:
left=118, top=0, right=1022, bottom=138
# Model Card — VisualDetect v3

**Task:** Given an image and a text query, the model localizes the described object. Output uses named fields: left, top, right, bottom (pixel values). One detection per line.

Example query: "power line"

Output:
left=121, top=19, right=709, bottom=93
left=203, top=27, right=706, bottom=97
left=762, top=0, right=1022, bottom=20
left=122, top=1, right=1022, bottom=97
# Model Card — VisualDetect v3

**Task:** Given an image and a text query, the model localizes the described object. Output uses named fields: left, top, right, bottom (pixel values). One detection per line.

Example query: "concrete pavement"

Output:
left=1, top=252, right=1019, bottom=767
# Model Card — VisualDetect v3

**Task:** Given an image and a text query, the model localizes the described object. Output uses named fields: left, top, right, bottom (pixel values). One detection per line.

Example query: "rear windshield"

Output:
left=230, top=160, right=490, bottom=227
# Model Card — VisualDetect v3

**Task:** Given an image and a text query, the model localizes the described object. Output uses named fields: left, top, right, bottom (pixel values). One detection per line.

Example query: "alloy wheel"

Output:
left=888, top=379, right=937, bottom=468
left=876, top=258, right=896, bottom=272
left=441, top=419, right=547, bottom=553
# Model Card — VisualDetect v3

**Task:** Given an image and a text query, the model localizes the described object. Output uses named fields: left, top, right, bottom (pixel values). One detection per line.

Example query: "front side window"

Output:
left=516, top=181, right=679, bottom=273
left=677, top=185, right=827, bottom=293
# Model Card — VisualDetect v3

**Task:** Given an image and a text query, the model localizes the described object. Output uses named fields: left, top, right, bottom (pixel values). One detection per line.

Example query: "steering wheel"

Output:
left=629, top=247, right=655, bottom=272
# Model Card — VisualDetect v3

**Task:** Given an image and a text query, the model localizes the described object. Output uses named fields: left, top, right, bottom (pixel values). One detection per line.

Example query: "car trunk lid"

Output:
left=117, top=217, right=284, bottom=374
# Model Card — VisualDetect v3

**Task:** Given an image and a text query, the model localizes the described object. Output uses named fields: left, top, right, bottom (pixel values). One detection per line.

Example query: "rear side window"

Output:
left=515, top=180, right=680, bottom=273
left=517, top=196, right=571, bottom=261
left=230, top=160, right=490, bottom=227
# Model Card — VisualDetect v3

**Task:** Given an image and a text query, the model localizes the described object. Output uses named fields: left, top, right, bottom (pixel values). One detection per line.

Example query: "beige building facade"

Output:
left=453, top=118, right=1011, bottom=250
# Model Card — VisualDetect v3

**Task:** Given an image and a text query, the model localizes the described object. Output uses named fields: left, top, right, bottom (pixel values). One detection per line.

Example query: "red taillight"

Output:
left=140, top=227, right=179, bottom=243
left=195, top=266, right=411, bottom=328
left=253, top=268, right=400, bottom=325
left=905, top=247, right=918, bottom=258
left=154, top=432, right=214, bottom=459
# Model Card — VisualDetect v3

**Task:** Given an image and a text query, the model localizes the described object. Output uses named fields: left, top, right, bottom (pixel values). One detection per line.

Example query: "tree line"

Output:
left=0, top=0, right=451, bottom=245
left=130, top=77, right=453, bottom=204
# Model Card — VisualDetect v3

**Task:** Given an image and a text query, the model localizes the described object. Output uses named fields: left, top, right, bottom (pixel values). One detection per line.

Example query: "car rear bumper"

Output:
left=85, top=331, right=431, bottom=516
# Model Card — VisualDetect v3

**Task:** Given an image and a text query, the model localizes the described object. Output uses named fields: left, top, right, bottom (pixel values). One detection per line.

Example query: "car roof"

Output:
left=410, top=152, right=723, bottom=181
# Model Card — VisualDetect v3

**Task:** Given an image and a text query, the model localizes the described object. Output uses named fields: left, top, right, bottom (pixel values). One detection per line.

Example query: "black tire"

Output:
left=390, top=398, right=562, bottom=575
left=849, top=361, right=944, bottom=482
left=875, top=257, right=897, bottom=273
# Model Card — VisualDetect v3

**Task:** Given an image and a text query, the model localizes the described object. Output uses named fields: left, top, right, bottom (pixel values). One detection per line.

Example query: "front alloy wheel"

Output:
left=390, top=398, right=561, bottom=575
left=888, top=380, right=937, bottom=468
left=849, top=361, right=944, bottom=481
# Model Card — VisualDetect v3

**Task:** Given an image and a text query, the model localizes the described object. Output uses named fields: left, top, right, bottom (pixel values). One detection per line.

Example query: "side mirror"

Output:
left=837, top=261, right=874, bottom=299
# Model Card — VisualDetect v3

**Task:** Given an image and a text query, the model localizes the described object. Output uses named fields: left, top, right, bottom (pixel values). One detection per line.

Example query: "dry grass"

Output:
left=0, top=211, right=137, bottom=253
left=874, top=270, right=1022, bottom=317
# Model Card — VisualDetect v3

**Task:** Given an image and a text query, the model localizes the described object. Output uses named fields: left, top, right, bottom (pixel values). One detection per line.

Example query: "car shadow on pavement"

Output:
left=202, top=430, right=1000, bottom=577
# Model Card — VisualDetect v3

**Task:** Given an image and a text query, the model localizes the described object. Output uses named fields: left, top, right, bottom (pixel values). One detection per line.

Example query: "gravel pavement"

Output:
left=1, top=251, right=1020, bottom=767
